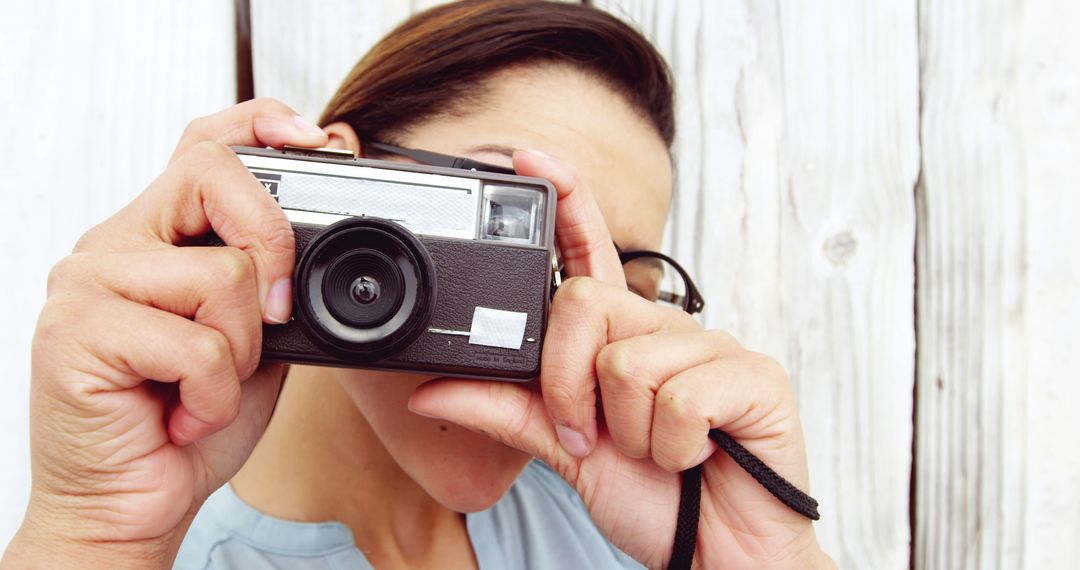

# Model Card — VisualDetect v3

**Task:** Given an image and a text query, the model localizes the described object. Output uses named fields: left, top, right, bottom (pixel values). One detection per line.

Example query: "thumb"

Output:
left=408, top=379, right=578, bottom=477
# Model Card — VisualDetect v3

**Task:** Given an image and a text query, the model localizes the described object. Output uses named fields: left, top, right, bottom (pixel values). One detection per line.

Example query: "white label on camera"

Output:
left=468, top=307, right=528, bottom=350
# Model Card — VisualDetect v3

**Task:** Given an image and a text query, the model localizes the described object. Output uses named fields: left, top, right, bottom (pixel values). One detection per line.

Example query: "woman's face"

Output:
left=327, top=64, right=673, bottom=513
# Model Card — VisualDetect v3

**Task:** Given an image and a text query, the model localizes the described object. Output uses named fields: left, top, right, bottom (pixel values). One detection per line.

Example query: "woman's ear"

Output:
left=322, top=121, right=362, bottom=157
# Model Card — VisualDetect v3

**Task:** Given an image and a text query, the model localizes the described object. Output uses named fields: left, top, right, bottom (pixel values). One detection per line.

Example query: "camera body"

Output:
left=226, top=146, right=556, bottom=381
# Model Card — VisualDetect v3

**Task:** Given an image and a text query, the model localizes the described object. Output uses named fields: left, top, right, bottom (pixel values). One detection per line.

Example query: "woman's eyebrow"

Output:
left=463, top=144, right=516, bottom=158
left=613, top=239, right=653, bottom=253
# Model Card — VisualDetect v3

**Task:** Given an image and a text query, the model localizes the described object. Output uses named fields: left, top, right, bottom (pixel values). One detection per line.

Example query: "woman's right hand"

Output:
left=4, top=100, right=328, bottom=568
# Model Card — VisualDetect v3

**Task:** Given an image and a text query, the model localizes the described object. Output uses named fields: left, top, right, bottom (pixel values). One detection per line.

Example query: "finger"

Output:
left=407, top=379, right=578, bottom=480
left=191, top=363, right=287, bottom=490
left=40, top=296, right=241, bottom=446
left=79, top=141, right=296, bottom=324
left=651, top=353, right=795, bottom=474
left=542, top=278, right=700, bottom=457
left=596, top=330, right=740, bottom=459
left=512, top=150, right=625, bottom=286
left=50, top=248, right=264, bottom=380
left=170, top=98, right=328, bottom=162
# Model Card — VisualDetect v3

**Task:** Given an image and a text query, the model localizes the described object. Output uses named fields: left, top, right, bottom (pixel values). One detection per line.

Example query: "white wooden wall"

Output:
left=0, top=0, right=238, bottom=553
left=916, top=0, right=1080, bottom=567
left=586, top=2, right=921, bottom=567
left=2, top=1, right=1078, bottom=568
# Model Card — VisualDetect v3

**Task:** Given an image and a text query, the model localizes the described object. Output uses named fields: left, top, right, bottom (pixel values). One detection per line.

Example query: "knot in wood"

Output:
left=824, top=230, right=858, bottom=266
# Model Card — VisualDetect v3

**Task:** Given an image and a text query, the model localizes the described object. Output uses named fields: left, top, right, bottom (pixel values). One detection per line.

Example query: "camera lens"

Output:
left=351, top=277, right=380, bottom=304
left=295, top=217, right=437, bottom=361
left=322, top=250, right=404, bottom=328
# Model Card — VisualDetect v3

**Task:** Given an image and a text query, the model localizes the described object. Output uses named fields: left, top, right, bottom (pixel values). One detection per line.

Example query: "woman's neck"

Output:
left=230, top=365, right=475, bottom=568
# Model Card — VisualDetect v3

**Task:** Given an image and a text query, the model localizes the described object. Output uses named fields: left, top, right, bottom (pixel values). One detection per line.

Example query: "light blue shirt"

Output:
left=174, top=461, right=644, bottom=569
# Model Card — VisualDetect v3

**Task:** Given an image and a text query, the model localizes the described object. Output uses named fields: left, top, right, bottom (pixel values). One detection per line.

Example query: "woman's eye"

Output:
left=622, top=261, right=663, bottom=302
left=624, top=279, right=660, bottom=302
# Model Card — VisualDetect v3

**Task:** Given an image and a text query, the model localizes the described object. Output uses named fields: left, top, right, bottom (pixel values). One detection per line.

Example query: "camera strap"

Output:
left=667, top=429, right=821, bottom=570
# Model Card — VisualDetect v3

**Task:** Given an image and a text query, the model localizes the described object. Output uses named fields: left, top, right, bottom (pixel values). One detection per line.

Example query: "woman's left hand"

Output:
left=409, top=152, right=833, bottom=569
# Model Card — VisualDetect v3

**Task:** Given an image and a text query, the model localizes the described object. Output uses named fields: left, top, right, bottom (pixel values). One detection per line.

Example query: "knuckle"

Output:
left=172, top=140, right=237, bottom=183
left=554, top=276, right=599, bottom=305
left=185, top=139, right=233, bottom=166
left=655, top=382, right=701, bottom=424
left=33, top=298, right=98, bottom=376
left=246, top=96, right=291, bottom=115
left=180, top=113, right=242, bottom=151
left=180, top=115, right=212, bottom=142
left=745, top=352, right=796, bottom=412
left=189, top=329, right=232, bottom=373
left=45, top=254, right=83, bottom=292
left=46, top=253, right=104, bottom=297
left=707, top=329, right=738, bottom=348
left=34, top=301, right=73, bottom=347
left=72, top=224, right=109, bottom=253
left=261, top=217, right=296, bottom=256
left=212, top=247, right=256, bottom=289
left=542, top=380, right=581, bottom=416
left=173, top=140, right=234, bottom=176
left=749, top=351, right=789, bottom=384
left=596, top=342, right=644, bottom=385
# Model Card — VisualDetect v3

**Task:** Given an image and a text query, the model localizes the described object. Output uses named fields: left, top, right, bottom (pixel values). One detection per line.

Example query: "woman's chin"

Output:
left=418, top=450, right=532, bottom=513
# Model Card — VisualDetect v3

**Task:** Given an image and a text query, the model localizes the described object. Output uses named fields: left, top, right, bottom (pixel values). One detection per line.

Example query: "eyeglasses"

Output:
left=616, top=247, right=705, bottom=314
left=364, top=142, right=706, bottom=315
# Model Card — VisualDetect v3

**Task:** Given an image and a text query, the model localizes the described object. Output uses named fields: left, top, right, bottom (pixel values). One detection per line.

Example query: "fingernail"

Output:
left=691, top=440, right=719, bottom=467
left=523, top=148, right=553, bottom=159
left=556, top=425, right=590, bottom=457
left=292, top=115, right=326, bottom=138
left=265, top=277, right=292, bottom=324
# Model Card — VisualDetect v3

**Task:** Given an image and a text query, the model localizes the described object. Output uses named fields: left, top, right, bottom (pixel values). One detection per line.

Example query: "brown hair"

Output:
left=318, top=0, right=675, bottom=149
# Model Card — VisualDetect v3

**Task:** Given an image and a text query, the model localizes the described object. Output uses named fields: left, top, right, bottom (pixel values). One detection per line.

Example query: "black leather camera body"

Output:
left=225, top=146, right=557, bottom=381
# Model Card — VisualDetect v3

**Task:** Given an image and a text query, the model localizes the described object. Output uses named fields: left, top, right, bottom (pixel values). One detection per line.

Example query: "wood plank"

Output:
left=593, top=1, right=919, bottom=567
left=249, top=0, right=574, bottom=120
left=249, top=0, right=446, bottom=122
left=0, top=0, right=237, bottom=550
left=915, top=0, right=1080, bottom=566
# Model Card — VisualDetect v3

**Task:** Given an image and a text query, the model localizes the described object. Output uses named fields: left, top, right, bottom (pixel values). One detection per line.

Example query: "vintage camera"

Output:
left=225, top=145, right=556, bottom=381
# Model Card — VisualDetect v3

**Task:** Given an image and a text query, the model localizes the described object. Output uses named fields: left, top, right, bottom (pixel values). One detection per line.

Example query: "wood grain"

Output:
left=249, top=0, right=448, bottom=122
left=249, top=0, right=575, bottom=121
left=0, top=0, right=237, bottom=549
left=593, top=1, right=920, bottom=567
left=915, top=0, right=1080, bottom=567
left=4, top=0, right=1075, bottom=566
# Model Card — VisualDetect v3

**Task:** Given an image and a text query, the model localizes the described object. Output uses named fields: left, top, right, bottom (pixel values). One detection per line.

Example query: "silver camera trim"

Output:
left=234, top=147, right=555, bottom=249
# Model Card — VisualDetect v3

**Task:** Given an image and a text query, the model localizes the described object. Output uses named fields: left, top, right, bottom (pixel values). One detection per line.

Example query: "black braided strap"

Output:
left=668, top=463, right=701, bottom=570
left=667, top=429, right=820, bottom=570
left=709, top=430, right=820, bottom=520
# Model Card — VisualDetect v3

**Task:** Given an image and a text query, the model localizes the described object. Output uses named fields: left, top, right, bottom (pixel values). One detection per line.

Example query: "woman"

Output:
left=5, top=1, right=833, bottom=568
